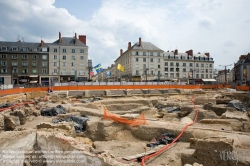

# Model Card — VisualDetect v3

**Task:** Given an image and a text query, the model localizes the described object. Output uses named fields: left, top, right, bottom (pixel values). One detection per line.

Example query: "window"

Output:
left=54, top=48, right=57, bottom=52
left=158, top=58, right=160, bottom=62
left=1, top=61, right=7, bottom=66
left=22, top=69, right=28, bottom=74
left=33, top=48, right=37, bottom=52
left=210, top=58, right=213, bottom=61
left=12, top=47, right=17, bottom=51
left=135, top=64, right=139, bottom=68
left=176, top=62, right=179, bottom=66
left=143, top=58, right=146, bottom=62
left=183, top=63, right=186, bottom=67
left=1, top=54, right=7, bottom=59
left=32, top=62, right=36, bottom=66
left=196, top=63, right=199, bottom=67
left=135, top=58, right=139, bottom=62
left=80, top=69, right=84, bottom=75
left=42, top=69, right=47, bottom=73
left=63, top=49, right=66, bottom=53
left=71, top=56, right=76, bottom=60
left=205, top=64, right=208, bottom=68
left=136, top=52, right=139, bottom=55
left=165, top=73, right=169, bottom=77
left=22, top=48, right=28, bottom=51
left=150, top=58, right=153, bottom=62
left=53, top=69, right=57, bottom=74
left=175, top=56, right=179, bottom=59
left=165, top=68, right=168, bottom=72
left=42, top=47, right=47, bottom=52
left=71, top=62, right=75, bottom=67
left=209, top=64, right=212, bottom=67
left=80, top=56, right=84, bottom=60
left=143, top=52, right=146, bottom=56
left=150, top=64, right=154, bottom=69
left=32, top=55, right=37, bottom=59
left=136, top=70, right=139, bottom=75
left=170, top=73, right=174, bottom=78
left=80, top=49, right=84, bottom=53
left=196, top=74, right=199, bottom=78
left=71, top=69, right=75, bottom=75
left=12, top=55, right=17, bottom=59
left=143, top=64, right=146, bottom=69
left=201, top=69, right=204, bottom=73
left=53, top=55, right=57, bottom=60
left=22, top=55, right=28, bottom=59
left=165, top=62, right=168, bottom=66
left=42, top=55, right=47, bottom=60
left=13, top=69, right=18, bottom=74
left=72, top=49, right=75, bottom=53
left=22, top=62, right=28, bottom=66
left=12, top=62, right=18, bottom=66
left=157, top=52, right=160, bottom=56
left=62, top=55, right=66, bottom=60
left=151, top=71, right=154, bottom=75
left=183, top=68, right=186, bottom=72
left=170, top=68, right=174, bottom=72
left=80, top=62, right=84, bottom=66
left=53, top=62, right=57, bottom=66
left=201, top=74, right=204, bottom=78
left=32, top=69, right=37, bottom=74
left=1, top=69, right=7, bottom=73
left=206, top=74, right=208, bottom=78
left=176, top=67, right=179, bottom=72
left=158, top=65, right=160, bottom=68
left=170, top=62, right=174, bottom=66
left=182, top=56, right=186, bottom=60
left=210, top=74, right=212, bottom=78
left=42, top=62, right=47, bottom=67
left=201, top=64, right=204, bottom=67
left=63, top=62, right=66, bottom=67
left=210, top=69, right=212, bottom=73
left=189, top=63, right=193, bottom=67
left=150, top=52, right=153, bottom=56
left=62, top=69, right=66, bottom=74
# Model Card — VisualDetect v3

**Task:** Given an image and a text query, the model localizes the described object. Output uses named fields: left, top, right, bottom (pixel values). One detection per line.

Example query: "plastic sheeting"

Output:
left=227, top=100, right=245, bottom=112
left=52, top=115, right=89, bottom=132
left=40, top=105, right=67, bottom=116
left=146, top=132, right=176, bottom=148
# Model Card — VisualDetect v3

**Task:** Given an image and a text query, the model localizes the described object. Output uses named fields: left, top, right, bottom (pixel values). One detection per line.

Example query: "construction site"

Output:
left=0, top=87, right=250, bottom=166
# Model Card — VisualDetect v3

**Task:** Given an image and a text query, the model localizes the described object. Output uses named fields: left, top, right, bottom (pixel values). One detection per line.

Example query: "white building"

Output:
left=48, top=32, right=88, bottom=83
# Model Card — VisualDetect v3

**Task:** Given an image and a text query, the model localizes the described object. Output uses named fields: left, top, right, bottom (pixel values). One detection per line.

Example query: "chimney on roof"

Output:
left=139, top=37, right=142, bottom=47
left=120, top=49, right=123, bottom=56
left=128, top=42, right=131, bottom=50
left=239, top=55, right=246, bottom=61
left=79, top=35, right=86, bottom=45
left=174, top=49, right=178, bottom=55
left=185, top=49, right=193, bottom=56
left=74, top=33, right=77, bottom=44
left=59, top=32, right=62, bottom=44
left=40, top=40, right=44, bottom=47
left=205, top=52, right=210, bottom=57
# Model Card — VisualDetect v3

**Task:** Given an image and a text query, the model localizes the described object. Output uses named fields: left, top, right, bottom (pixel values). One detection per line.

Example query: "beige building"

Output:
left=163, top=49, right=214, bottom=83
left=115, top=38, right=164, bottom=82
left=48, top=32, right=88, bottom=83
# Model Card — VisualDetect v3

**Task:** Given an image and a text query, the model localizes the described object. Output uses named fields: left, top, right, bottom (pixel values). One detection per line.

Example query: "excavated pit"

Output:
left=1, top=90, right=250, bottom=166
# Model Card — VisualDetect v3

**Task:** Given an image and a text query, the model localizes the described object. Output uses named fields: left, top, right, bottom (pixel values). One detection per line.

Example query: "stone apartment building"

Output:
left=112, top=37, right=214, bottom=83
left=235, top=53, right=250, bottom=85
left=0, top=32, right=88, bottom=85
left=0, top=40, right=49, bottom=85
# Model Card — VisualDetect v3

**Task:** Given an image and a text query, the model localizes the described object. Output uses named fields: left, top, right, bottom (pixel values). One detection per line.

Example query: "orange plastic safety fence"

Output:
left=103, top=108, right=147, bottom=126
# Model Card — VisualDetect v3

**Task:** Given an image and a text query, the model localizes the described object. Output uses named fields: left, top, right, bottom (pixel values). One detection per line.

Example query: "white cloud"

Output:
left=0, top=0, right=250, bottom=70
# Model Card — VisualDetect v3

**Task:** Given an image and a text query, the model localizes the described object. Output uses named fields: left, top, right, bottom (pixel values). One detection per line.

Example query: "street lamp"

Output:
left=219, top=64, right=232, bottom=83
left=87, top=59, right=93, bottom=81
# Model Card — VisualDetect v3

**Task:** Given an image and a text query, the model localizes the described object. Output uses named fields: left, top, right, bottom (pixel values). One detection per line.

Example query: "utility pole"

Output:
left=219, top=64, right=232, bottom=83
left=87, top=59, right=93, bottom=81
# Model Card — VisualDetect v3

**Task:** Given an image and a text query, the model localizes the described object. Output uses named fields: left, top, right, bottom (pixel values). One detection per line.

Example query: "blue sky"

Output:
left=0, top=0, right=250, bottom=71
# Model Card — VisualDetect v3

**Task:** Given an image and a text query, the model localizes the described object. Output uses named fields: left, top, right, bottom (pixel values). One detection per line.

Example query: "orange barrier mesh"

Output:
left=103, top=107, right=147, bottom=126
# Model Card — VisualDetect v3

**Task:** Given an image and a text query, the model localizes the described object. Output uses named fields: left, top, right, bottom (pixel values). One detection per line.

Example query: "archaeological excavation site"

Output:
left=0, top=88, right=250, bottom=166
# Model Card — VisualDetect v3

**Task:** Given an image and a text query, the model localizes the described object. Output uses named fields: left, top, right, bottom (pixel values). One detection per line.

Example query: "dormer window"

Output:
left=22, top=47, right=28, bottom=51
left=12, top=47, right=17, bottom=51
left=42, top=47, right=47, bottom=52
left=33, top=48, right=37, bottom=52
left=1, top=47, right=7, bottom=51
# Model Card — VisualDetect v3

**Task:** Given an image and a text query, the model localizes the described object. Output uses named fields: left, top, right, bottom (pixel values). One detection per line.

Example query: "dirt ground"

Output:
left=1, top=90, right=250, bottom=166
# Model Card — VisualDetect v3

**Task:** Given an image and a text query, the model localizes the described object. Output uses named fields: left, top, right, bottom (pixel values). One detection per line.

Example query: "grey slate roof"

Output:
left=51, top=37, right=88, bottom=47
left=131, top=42, right=163, bottom=51
left=0, top=41, right=49, bottom=52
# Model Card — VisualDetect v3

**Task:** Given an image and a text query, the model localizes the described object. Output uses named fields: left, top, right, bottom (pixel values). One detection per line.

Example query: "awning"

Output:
left=30, top=81, right=38, bottom=83
left=202, top=79, right=216, bottom=82
left=29, top=75, right=38, bottom=77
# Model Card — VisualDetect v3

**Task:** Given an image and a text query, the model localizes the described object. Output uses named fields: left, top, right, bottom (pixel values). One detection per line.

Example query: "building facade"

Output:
left=0, top=40, right=49, bottom=85
left=235, top=53, right=250, bottom=85
left=112, top=38, right=214, bottom=83
left=0, top=32, right=88, bottom=85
